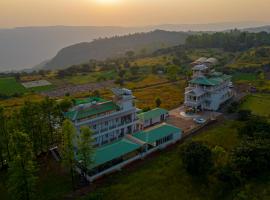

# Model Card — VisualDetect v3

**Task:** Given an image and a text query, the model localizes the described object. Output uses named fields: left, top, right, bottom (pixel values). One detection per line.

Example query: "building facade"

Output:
left=137, top=108, right=169, bottom=129
left=185, top=61, right=233, bottom=111
left=65, top=88, right=138, bottom=146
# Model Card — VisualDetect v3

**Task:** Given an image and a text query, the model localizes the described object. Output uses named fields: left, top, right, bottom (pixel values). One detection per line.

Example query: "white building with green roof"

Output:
left=137, top=108, right=169, bottom=129
left=185, top=62, right=233, bottom=111
left=65, top=88, right=139, bottom=146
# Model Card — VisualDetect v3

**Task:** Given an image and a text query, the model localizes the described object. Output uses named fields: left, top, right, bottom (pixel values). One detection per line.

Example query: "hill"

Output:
left=41, top=30, right=190, bottom=70
left=1, top=22, right=267, bottom=72
left=0, top=26, right=149, bottom=72
left=244, top=25, right=270, bottom=33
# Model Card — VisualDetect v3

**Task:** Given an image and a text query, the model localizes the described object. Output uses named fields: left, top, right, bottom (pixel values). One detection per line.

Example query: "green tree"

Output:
left=61, top=119, right=77, bottom=190
left=0, top=107, right=10, bottom=167
left=8, top=131, right=37, bottom=200
left=181, top=141, right=213, bottom=176
left=231, top=138, right=270, bottom=176
left=77, top=126, right=94, bottom=179
left=155, top=97, right=162, bottom=108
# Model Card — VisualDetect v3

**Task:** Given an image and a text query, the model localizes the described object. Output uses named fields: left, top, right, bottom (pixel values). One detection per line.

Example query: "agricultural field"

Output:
left=0, top=77, right=27, bottom=95
left=240, top=94, right=270, bottom=117
left=133, top=80, right=186, bottom=110
left=132, top=55, right=173, bottom=67
left=125, top=74, right=169, bottom=89
left=62, top=70, right=117, bottom=85
left=232, top=72, right=257, bottom=82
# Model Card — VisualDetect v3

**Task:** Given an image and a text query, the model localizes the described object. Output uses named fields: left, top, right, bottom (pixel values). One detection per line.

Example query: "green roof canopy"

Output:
left=76, top=101, right=119, bottom=120
left=133, top=124, right=181, bottom=144
left=92, top=138, right=142, bottom=168
left=190, top=73, right=231, bottom=86
left=65, top=100, right=119, bottom=121
left=138, top=108, right=168, bottom=121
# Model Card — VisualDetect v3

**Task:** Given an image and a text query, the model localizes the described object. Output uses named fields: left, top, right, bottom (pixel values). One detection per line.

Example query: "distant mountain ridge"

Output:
left=243, top=25, right=270, bottom=33
left=0, top=22, right=269, bottom=72
left=40, top=30, right=190, bottom=70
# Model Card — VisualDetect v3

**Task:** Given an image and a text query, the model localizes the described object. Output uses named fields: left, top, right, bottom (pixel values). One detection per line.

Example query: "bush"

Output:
left=238, top=109, right=252, bottom=121
left=181, top=141, right=213, bottom=176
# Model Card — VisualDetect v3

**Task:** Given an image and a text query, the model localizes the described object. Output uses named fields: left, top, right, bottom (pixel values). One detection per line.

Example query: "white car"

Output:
left=193, top=117, right=206, bottom=124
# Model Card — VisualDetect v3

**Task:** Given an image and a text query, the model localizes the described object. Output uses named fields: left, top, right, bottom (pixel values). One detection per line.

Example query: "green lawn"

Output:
left=0, top=77, right=26, bottom=95
left=232, top=73, right=257, bottom=82
left=82, top=121, right=241, bottom=200
left=241, top=94, right=270, bottom=117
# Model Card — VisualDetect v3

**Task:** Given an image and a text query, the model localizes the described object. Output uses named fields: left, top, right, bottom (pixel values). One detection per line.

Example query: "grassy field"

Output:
left=232, top=72, right=257, bottom=82
left=63, top=70, right=117, bottom=85
left=240, top=94, right=270, bottom=117
left=134, top=81, right=186, bottom=110
left=132, top=55, right=173, bottom=67
left=125, top=74, right=169, bottom=89
left=0, top=77, right=27, bottom=95
left=229, top=47, right=270, bottom=69
left=81, top=121, right=243, bottom=200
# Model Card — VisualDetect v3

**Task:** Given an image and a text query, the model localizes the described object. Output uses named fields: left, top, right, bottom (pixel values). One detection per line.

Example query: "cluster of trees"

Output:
left=186, top=30, right=270, bottom=52
left=0, top=97, right=94, bottom=199
left=57, top=60, right=97, bottom=78
left=181, top=111, right=270, bottom=197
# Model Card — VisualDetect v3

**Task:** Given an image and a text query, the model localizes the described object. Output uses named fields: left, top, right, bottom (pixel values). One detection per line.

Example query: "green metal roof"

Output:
left=65, top=100, right=119, bottom=121
left=190, top=76, right=216, bottom=86
left=74, top=97, right=106, bottom=106
left=92, top=138, right=142, bottom=167
left=76, top=101, right=119, bottom=120
left=133, top=124, right=181, bottom=144
left=138, top=108, right=168, bottom=121
left=190, top=73, right=231, bottom=86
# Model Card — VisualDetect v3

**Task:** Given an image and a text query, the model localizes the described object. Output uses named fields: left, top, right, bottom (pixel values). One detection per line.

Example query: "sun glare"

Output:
left=95, top=0, right=120, bottom=5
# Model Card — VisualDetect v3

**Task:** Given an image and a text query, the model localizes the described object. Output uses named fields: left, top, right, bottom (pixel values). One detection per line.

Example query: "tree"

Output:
left=77, top=126, right=94, bottom=179
left=58, top=98, right=73, bottom=112
left=155, top=97, right=162, bottom=108
left=238, top=109, right=252, bottom=121
left=8, top=131, right=37, bottom=200
left=231, top=138, right=270, bottom=176
left=181, top=141, right=213, bottom=176
left=61, top=119, right=77, bottom=190
left=0, top=107, right=10, bottom=168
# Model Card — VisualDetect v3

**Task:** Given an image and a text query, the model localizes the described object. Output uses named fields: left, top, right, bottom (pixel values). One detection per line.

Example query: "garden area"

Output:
left=240, top=93, right=270, bottom=117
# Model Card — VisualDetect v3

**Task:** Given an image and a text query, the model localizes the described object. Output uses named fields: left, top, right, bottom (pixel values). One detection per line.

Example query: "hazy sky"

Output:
left=0, top=0, right=269, bottom=28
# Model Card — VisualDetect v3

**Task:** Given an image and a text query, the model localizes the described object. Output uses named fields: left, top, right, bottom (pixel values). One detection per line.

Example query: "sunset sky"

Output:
left=0, top=0, right=269, bottom=28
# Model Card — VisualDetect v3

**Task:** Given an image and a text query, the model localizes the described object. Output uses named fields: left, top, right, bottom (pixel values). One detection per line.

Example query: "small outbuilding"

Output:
left=137, top=108, right=169, bottom=129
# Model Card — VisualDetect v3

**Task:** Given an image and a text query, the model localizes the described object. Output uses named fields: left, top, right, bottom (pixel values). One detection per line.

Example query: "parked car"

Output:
left=193, top=117, right=206, bottom=124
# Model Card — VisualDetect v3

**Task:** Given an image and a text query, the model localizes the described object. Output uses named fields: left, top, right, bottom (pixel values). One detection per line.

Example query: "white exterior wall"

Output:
left=75, top=108, right=138, bottom=146
left=185, top=81, right=233, bottom=111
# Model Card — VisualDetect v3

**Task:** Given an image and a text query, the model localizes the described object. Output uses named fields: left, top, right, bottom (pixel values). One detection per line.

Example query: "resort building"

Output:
left=65, top=88, right=138, bottom=146
left=65, top=88, right=183, bottom=181
left=137, top=108, right=169, bottom=129
left=184, top=61, right=233, bottom=111
left=87, top=123, right=182, bottom=181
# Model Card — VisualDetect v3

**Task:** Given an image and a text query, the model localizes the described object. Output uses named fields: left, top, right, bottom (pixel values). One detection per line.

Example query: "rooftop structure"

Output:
left=185, top=58, right=233, bottom=111
left=85, top=123, right=182, bottom=181
left=192, top=57, right=218, bottom=66
left=91, top=138, right=142, bottom=168
left=137, top=108, right=169, bottom=129
left=133, top=123, right=181, bottom=145
left=65, top=88, right=138, bottom=146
